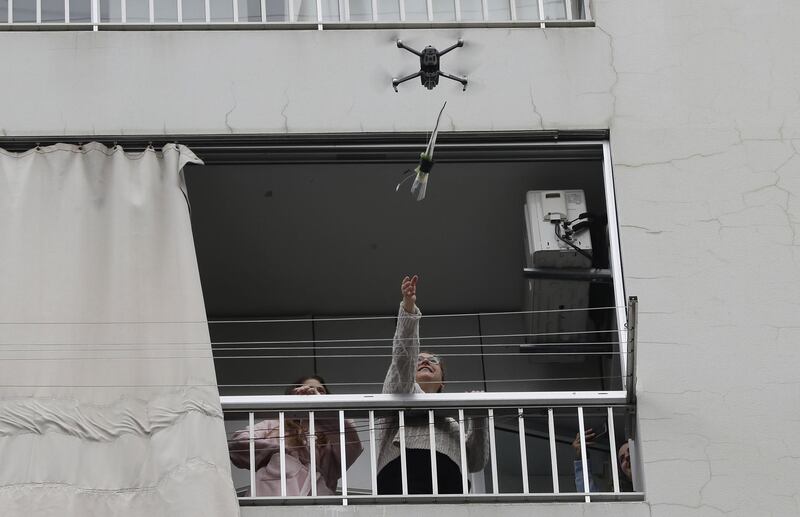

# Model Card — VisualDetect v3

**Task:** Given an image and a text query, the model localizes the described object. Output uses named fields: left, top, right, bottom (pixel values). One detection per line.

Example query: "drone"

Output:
left=392, top=39, right=468, bottom=92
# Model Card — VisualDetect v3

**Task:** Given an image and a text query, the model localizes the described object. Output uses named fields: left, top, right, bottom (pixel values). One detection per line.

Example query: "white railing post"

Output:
left=398, top=0, right=405, bottom=21
left=429, top=409, right=438, bottom=494
left=36, top=0, right=41, bottom=23
left=398, top=410, right=408, bottom=495
left=278, top=411, right=287, bottom=497
left=536, top=0, right=544, bottom=26
left=204, top=0, right=210, bottom=22
left=488, top=409, right=499, bottom=494
left=607, top=407, right=621, bottom=493
left=339, top=410, right=348, bottom=505
left=233, top=0, right=239, bottom=22
left=508, top=0, right=516, bottom=21
left=7, top=0, right=12, bottom=24
left=91, top=0, right=99, bottom=29
left=518, top=408, right=529, bottom=494
left=64, top=0, right=70, bottom=23
left=458, top=409, right=468, bottom=494
left=577, top=407, right=590, bottom=502
left=149, top=0, right=155, bottom=22
left=248, top=412, right=257, bottom=497
left=564, top=0, right=572, bottom=20
left=368, top=410, right=378, bottom=496
left=176, top=0, right=182, bottom=22
left=547, top=408, right=559, bottom=493
left=309, top=411, right=318, bottom=497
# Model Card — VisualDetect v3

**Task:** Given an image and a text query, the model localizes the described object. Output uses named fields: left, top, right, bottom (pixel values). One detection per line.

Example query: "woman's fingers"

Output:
left=402, top=277, right=417, bottom=294
left=401, top=275, right=418, bottom=312
left=292, top=385, right=319, bottom=396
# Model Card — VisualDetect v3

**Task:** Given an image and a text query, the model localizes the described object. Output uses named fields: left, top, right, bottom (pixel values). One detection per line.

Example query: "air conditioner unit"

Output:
left=523, top=190, right=593, bottom=349
left=524, top=190, right=592, bottom=268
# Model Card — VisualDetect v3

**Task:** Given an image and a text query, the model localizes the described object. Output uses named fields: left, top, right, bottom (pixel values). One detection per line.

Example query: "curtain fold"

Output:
left=0, top=143, right=239, bottom=517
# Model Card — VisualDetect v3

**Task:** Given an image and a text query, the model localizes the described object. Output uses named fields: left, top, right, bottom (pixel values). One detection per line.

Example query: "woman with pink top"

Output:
left=229, top=376, right=363, bottom=497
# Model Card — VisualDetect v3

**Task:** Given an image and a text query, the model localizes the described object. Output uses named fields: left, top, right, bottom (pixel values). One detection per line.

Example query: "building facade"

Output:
left=2, top=0, right=800, bottom=516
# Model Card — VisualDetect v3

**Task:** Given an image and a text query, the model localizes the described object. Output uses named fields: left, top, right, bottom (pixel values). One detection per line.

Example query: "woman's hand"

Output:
left=291, top=384, right=324, bottom=396
left=401, top=275, right=418, bottom=314
left=572, top=428, right=597, bottom=457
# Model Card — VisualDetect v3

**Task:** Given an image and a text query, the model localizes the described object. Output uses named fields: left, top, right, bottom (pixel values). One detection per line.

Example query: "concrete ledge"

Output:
left=240, top=502, right=651, bottom=517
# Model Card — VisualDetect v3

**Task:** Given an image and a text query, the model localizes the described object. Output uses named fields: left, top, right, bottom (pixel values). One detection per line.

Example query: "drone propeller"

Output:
left=371, top=65, right=399, bottom=93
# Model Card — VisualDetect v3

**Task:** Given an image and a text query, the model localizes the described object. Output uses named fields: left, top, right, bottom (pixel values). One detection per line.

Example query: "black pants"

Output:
left=377, top=449, right=463, bottom=494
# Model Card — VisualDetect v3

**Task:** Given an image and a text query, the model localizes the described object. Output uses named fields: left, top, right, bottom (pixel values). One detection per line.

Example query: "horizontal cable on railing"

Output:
left=211, top=340, right=621, bottom=352
left=0, top=328, right=624, bottom=348
left=0, top=306, right=623, bottom=326
left=218, top=374, right=632, bottom=388
left=0, top=350, right=626, bottom=360
left=215, top=350, right=625, bottom=359
left=0, top=339, right=622, bottom=352
left=208, top=306, right=624, bottom=324
left=0, top=374, right=631, bottom=388
left=211, top=329, right=621, bottom=346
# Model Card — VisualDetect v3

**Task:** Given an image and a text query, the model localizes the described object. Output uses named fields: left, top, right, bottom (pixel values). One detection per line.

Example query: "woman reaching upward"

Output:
left=377, top=275, right=488, bottom=494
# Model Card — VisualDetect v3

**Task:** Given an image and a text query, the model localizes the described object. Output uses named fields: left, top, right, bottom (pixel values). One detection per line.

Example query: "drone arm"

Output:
left=396, top=40, right=422, bottom=57
left=437, top=39, right=464, bottom=57
left=392, top=71, right=422, bottom=92
left=439, top=71, right=468, bottom=91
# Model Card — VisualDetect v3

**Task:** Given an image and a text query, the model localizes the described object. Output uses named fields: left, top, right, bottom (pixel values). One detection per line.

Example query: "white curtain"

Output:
left=0, top=143, right=239, bottom=517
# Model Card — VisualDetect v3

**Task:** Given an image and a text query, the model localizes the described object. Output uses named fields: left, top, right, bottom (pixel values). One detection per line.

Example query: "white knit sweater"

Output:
left=377, top=304, right=489, bottom=476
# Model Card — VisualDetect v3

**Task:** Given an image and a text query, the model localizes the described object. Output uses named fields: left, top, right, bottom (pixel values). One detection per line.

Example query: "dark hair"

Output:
left=285, top=375, right=330, bottom=395
left=419, top=351, right=445, bottom=393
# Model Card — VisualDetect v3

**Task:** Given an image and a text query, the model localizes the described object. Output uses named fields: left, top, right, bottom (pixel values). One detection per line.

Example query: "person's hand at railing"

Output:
left=401, top=274, right=418, bottom=314
left=572, top=428, right=600, bottom=492
left=290, top=384, right=326, bottom=396
left=571, top=428, right=597, bottom=457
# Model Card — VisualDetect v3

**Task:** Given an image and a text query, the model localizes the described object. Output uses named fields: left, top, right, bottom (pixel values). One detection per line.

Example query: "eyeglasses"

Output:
left=417, top=354, right=441, bottom=365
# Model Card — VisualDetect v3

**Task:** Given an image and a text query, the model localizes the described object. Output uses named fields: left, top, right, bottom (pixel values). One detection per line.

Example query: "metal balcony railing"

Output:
left=1, top=0, right=592, bottom=29
left=221, top=391, right=642, bottom=505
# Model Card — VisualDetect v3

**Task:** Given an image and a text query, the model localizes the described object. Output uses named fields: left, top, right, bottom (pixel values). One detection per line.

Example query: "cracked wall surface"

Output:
left=594, top=1, right=800, bottom=516
left=2, top=1, right=800, bottom=516
left=0, top=28, right=615, bottom=135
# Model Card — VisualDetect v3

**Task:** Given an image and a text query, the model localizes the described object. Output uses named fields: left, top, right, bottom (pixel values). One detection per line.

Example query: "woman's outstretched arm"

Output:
left=382, top=275, right=422, bottom=394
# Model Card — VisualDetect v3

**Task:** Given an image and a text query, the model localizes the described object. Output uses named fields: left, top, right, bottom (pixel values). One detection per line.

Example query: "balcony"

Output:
left=0, top=0, right=593, bottom=29
left=217, top=298, right=641, bottom=506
